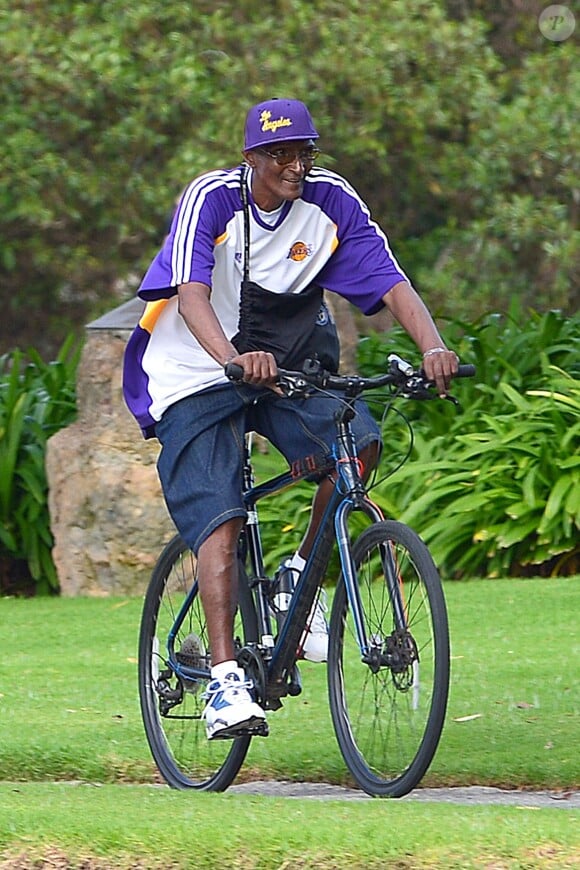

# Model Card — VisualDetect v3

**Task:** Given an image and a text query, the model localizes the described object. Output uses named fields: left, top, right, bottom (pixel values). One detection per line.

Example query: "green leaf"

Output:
left=16, top=465, right=46, bottom=504
left=564, top=482, right=580, bottom=519
left=499, top=383, right=533, bottom=413
left=542, top=476, right=573, bottom=524
left=496, top=518, right=539, bottom=548
left=0, top=524, right=18, bottom=553
left=506, top=500, right=539, bottom=520
left=527, top=390, right=580, bottom=412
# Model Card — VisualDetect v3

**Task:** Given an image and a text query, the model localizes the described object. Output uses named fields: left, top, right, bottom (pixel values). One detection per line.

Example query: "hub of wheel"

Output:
left=386, top=630, right=419, bottom=690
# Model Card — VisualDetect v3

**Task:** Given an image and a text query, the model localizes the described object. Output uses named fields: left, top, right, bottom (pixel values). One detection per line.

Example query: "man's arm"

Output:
left=382, top=281, right=458, bottom=396
left=177, top=282, right=278, bottom=384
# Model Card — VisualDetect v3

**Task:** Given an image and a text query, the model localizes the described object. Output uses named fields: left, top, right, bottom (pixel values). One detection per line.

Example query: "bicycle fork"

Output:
left=331, top=417, right=408, bottom=662
left=335, top=500, right=409, bottom=664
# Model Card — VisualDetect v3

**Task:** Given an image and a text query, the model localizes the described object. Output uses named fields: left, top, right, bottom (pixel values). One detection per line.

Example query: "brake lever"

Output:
left=417, top=369, right=462, bottom=407
left=401, top=373, right=434, bottom=400
left=276, top=373, right=312, bottom=399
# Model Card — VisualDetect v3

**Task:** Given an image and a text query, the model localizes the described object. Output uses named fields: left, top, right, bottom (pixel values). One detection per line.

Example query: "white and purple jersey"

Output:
left=123, top=164, right=408, bottom=437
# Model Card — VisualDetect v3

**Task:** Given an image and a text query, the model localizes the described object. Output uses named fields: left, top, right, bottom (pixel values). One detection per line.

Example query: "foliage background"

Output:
left=0, top=339, right=79, bottom=593
left=1, top=0, right=578, bottom=356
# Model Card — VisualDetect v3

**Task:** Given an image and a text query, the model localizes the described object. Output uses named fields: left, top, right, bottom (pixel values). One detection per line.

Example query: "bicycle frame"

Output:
left=241, top=406, right=408, bottom=702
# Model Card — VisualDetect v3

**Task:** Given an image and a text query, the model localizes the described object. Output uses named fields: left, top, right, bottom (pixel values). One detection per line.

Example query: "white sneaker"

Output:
left=275, top=560, right=329, bottom=663
left=300, top=589, right=329, bottom=663
left=201, top=667, right=267, bottom=740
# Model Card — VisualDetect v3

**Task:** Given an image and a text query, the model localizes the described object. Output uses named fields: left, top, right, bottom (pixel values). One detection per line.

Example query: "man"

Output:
left=123, top=98, right=458, bottom=740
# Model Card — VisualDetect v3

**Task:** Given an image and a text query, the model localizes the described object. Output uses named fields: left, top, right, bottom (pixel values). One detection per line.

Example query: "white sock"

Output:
left=211, top=660, right=239, bottom=681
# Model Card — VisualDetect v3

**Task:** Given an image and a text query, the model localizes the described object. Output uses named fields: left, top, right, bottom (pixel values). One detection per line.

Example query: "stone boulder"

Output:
left=46, top=301, right=175, bottom=596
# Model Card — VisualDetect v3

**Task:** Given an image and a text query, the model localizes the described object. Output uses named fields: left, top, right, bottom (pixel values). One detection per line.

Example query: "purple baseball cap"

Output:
left=244, top=98, right=319, bottom=151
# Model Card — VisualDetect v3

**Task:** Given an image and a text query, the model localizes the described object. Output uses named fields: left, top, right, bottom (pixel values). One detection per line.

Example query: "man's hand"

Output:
left=228, top=351, right=280, bottom=391
left=421, top=347, right=459, bottom=397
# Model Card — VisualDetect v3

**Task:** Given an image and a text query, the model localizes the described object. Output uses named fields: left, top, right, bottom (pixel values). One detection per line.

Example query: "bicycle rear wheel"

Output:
left=138, top=534, right=258, bottom=790
left=328, top=520, right=449, bottom=797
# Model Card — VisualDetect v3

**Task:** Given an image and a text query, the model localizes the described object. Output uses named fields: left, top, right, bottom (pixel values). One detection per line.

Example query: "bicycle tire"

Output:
left=138, top=534, right=258, bottom=790
left=328, top=520, right=449, bottom=797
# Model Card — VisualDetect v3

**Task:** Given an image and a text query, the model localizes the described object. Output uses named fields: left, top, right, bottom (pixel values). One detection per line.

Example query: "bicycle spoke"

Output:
left=328, top=521, right=449, bottom=797
left=138, top=537, right=257, bottom=790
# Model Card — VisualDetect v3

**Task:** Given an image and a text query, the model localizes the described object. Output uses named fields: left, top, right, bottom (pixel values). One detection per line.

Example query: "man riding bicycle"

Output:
left=123, top=98, right=458, bottom=740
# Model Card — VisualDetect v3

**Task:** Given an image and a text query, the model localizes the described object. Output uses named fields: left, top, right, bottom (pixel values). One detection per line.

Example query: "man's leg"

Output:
left=196, top=517, right=244, bottom=665
left=252, top=391, right=382, bottom=660
left=251, top=391, right=382, bottom=561
left=154, top=386, right=267, bottom=737
left=196, top=517, right=267, bottom=738
left=275, top=441, right=380, bottom=662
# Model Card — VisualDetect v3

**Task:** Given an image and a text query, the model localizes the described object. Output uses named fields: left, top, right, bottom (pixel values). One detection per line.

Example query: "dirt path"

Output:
left=229, top=780, right=580, bottom=808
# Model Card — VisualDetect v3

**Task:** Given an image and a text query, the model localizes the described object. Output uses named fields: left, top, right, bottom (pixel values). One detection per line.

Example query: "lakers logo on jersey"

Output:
left=287, top=241, right=313, bottom=262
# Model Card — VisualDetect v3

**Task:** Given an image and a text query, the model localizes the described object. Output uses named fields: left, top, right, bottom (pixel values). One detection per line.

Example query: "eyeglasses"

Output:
left=258, top=146, right=321, bottom=166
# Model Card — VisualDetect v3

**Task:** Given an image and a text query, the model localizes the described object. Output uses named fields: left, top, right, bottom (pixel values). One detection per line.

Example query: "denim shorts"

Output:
left=155, top=383, right=381, bottom=554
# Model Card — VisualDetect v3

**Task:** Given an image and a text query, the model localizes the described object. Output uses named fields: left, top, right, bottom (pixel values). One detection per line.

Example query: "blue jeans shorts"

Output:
left=155, top=383, right=381, bottom=554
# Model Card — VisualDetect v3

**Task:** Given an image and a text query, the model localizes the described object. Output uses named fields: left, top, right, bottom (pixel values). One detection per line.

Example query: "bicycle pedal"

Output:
left=210, top=719, right=269, bottom=740
left=248, top=720, right=269, bottom=738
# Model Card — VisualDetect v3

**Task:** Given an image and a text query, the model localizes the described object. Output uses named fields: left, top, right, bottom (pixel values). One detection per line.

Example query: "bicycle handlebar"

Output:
left=225, top=355, right=475, bottom=400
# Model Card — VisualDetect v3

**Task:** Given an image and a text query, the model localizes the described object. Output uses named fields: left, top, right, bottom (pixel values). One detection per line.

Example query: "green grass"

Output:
left=0, top=782, right=577, bottom=869
left=0, top=578, right=577, bottom=789
left=0, top=578, right=578, bottom=867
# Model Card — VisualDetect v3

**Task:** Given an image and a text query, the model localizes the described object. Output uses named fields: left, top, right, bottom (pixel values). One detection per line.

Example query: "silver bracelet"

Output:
left=422, top=347, right=448, bottom=358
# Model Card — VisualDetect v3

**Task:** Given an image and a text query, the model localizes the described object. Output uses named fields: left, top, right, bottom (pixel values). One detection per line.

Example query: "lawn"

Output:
left=0, top=576, right=578, bottom=867
left=0, top=782, right=577, bottom=869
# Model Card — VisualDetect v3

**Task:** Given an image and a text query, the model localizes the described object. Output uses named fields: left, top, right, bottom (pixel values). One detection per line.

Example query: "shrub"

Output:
left=360, top=307, right=579, bottom=577
left=370, top=368, right=578, bottom=577
left=0, top=338, right=79, bottom=594
left=2, top=2, right=576, bottom=357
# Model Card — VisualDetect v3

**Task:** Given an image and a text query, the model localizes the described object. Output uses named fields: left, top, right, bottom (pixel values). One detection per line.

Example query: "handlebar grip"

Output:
left=456, top=364, right=476, bottom=378
left=225, top=362, right=244, bottom=382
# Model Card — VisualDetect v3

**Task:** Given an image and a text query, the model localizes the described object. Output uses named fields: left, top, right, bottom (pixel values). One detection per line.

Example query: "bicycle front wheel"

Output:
left=328, top=520, right=449, bottom=797
left=138, top=534, right=258, bottom=790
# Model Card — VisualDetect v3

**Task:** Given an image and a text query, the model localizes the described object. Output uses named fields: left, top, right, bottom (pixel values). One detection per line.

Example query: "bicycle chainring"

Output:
left=236, top=644, right=267, bottom=706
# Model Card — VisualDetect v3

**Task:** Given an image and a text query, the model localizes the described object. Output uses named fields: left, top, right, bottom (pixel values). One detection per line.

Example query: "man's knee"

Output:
left=199, top=517, right=244, bottom=563
left=361, top=440, right=381, bottom=476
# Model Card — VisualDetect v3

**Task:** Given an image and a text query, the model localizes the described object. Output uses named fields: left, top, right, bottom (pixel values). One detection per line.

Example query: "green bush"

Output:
left=0, top=338, right=79, bottom=594
left=359, top=307, right=579, bottom=577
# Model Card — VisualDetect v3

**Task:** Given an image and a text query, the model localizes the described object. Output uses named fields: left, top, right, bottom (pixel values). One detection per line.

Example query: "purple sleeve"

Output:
left=308, top=173, right=408, bottom=315
left=138, top=173, right=238, bottom=301
left=122, top=323, right=157, bottom=437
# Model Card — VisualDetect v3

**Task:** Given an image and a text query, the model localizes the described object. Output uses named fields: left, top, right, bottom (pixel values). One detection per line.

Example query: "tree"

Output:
left=0, top=0, right=576, bottom=356
left=417, top=44, right=579, bottom=316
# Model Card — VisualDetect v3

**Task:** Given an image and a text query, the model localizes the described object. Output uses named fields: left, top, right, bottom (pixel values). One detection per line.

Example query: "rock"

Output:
left=46, top=318, right=175, bottom=596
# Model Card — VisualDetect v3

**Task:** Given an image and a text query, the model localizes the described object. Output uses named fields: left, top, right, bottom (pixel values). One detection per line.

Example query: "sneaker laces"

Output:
left=202, top=673, right=254, bottom=701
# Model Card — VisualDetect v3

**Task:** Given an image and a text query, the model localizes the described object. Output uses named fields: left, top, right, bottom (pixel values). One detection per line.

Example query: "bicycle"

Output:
left=138, top=353, right=475, bottom=796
